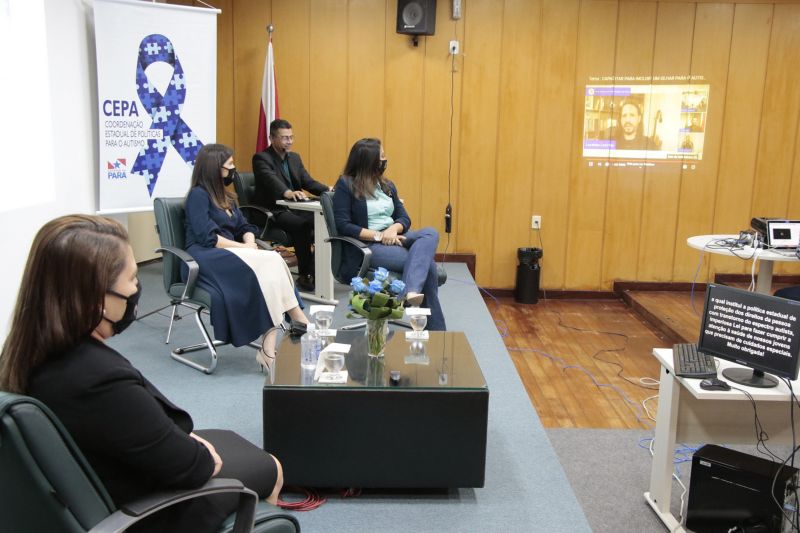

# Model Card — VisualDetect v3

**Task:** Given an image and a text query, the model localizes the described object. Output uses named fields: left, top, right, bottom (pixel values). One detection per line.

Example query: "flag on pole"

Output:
left=256, top=37, right=279, bottom=152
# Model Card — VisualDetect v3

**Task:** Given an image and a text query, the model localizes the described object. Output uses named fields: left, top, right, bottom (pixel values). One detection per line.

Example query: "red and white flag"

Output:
left=256, top=38, right=279, bottom=153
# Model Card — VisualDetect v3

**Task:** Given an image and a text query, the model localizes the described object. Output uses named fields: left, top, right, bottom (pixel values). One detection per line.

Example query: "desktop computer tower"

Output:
left=686, top=444, right=798, bottom=532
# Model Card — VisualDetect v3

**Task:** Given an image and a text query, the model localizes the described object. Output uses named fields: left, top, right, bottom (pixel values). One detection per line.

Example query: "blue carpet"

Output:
left=110, top=262, right=590, bottom=532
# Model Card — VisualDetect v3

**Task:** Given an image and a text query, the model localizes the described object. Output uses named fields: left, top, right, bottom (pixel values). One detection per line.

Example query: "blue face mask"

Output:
left=105, top=278, right=141, bottom=334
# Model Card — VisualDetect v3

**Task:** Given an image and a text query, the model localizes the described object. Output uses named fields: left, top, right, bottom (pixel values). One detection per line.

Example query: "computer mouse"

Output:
left=700, top=378, right=731, bottom=391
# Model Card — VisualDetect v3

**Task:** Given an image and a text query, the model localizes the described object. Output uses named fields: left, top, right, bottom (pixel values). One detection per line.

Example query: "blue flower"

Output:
left=368, top=279, right=383, bottom=295
left=373, top=267, right=389, bottom=282
left=350, top=277, right=367, bottom=293
left=389, top=279, right=406, bottom=294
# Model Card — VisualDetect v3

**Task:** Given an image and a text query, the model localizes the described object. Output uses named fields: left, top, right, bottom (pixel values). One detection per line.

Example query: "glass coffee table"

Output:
left=262, top=330, right=489, bottom=488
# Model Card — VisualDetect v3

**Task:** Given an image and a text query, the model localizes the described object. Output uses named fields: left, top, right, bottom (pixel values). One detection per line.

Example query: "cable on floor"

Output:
left=277, top=487, right=327, bottom=511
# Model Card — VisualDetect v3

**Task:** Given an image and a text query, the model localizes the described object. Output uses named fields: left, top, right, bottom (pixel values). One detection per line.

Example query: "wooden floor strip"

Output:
left=487, top=297, right=671, bottom=430
left=490, top=282, right=796, bottom=429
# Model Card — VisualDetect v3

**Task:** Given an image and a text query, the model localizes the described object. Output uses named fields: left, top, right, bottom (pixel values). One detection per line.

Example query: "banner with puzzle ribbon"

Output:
left=94, top=0, right=219, bottom=214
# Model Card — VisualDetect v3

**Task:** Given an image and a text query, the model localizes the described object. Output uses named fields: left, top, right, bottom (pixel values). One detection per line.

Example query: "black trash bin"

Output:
left=515, top=247, right=542, bottom=304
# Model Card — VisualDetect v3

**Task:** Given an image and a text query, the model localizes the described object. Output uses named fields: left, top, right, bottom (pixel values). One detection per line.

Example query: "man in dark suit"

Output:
left=252, top=119, right=330, bottom=291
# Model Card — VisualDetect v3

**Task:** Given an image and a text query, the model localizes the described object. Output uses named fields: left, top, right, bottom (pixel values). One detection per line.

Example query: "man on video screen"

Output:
left=612, top=99, right=654, bottom=150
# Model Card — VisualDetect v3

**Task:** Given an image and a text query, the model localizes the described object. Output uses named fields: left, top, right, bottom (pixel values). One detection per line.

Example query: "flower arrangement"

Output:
left=349, top=267, right=406, bottom=321
left=350, top=267, right=405, bottom=357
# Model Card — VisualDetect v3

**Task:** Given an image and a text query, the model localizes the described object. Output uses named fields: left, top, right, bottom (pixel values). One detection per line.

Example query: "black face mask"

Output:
left=223, top=167, right=237, bottom=187
left=105, top=278, right=141, bottom=334
left=378, top=159, right=388, bottom=175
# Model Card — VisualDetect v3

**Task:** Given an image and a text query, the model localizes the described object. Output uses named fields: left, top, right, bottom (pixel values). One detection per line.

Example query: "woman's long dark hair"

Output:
left=343, top=138, right=391, bottom=200
left=190, top=143, right=236, bottom=210
left=0, top=215, right=129, bottom=393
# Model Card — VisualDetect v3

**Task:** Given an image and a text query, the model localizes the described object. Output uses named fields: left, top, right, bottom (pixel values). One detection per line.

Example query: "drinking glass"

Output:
left=315, top=310, right=333, bottom=335
left=323, top=352, right=345, bottom=374
left=410, top=314, right=427, bottom=336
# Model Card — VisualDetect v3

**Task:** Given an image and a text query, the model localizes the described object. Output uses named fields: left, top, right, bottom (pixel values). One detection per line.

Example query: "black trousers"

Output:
left=130, top=430, right=279, bottom=533
left=274, top=209, right=315, bottom=276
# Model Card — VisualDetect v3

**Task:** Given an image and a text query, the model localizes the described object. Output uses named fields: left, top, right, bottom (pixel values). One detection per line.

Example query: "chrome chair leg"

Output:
left=170, top=307, right=223, bottom=374
left=165, top=304, right=178, bottom=344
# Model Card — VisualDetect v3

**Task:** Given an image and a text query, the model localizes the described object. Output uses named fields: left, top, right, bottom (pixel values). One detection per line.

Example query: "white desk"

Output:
left=687, top=234, right=798, bottom=294
left=645, top=348, right=800, bottom=531
left=276, top=200, right=337, bottom=305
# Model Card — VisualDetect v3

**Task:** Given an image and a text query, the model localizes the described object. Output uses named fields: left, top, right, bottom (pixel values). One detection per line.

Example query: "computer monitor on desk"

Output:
left=699, top=284, right=800, bottom=388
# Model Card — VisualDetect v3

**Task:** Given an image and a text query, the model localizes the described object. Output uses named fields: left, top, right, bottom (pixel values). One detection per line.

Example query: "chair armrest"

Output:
left=155, top=246, right=200, bottom=301
left=88, top=478, right=257, bottom=533
left=240, top=205, right=276, bottom=240
left=325, top=236, right=373, bottom=278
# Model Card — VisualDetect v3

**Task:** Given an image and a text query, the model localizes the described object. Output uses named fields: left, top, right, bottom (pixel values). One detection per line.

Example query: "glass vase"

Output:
left=366, top=354, right=386, bottom=386
left=366, top=318, right=389, bottom=358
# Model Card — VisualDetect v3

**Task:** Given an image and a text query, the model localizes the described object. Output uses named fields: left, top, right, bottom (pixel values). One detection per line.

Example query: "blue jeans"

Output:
left=775, top=286, right=800, bottom=302
left=367, top=227, right=446, bottom=331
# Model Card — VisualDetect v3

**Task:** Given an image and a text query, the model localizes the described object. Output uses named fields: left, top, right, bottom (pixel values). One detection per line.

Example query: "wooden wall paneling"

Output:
left=708, top=4, right=773, bottom=280
left=750, top=5, right=800, bottom=276
left=600, top=1, right=657, bottom=289
left=309, top=1, right=349, bottom=184
left=215, top=1, right=800, bottom=290
left=672, top=4, right=733, bottom=281
left=272, top=0, right=311, bottom=163
left=345, top=0, right=386, bottom=147
left=384, top=0, right=425, bottom=226
left=419, top=1, right=462, bottom=250
left=232, top=0, right=271, bottom=169
left=532, top=0, right=580, bottom=289
left=216, top=0, right=234, bottom=145
left=790, top=127, right=800, bottom=265
left=456, top=0, right=504, bottom=286
left=490, top=0, right=541, bottom=288
left=790, top=51, right=800, bottom=274
left=636, top=3, right=694, bottom=282
left=564, top=0, right=619, bottom=289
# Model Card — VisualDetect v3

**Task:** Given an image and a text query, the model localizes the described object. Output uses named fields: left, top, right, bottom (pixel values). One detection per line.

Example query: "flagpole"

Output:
left=256, top=24, right=278, bottom=152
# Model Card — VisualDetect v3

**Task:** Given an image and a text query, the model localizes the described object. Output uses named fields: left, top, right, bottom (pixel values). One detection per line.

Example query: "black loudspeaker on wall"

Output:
left=396, top=0, right=437, bottom=36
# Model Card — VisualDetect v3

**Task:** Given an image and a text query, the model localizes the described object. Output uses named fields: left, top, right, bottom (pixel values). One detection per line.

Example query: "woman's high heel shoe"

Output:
left=256, top=345, right=276, bottom=377
left=406, top=292, right=424, bottom=307
left=256, top=325, right=283, bottom=378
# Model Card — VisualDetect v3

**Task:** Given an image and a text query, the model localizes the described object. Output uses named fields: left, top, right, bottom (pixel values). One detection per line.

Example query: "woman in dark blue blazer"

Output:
left=185, top=144, right=309, bottom=374
left=332, top=138, right=446, bottom=330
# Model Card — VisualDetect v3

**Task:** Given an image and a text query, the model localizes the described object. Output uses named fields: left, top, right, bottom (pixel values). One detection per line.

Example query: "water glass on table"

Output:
left=406, top=307, right=430, bottom=340
left=314, top=310, right=333, bottom=335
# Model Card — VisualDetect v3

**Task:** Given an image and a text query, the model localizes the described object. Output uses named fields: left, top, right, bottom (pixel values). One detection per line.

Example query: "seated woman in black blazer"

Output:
left=0, top=215, right=283, bottom=533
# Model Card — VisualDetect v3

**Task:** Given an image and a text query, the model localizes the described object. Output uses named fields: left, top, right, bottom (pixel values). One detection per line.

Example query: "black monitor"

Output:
left=698, top=284, right=800, bottom=388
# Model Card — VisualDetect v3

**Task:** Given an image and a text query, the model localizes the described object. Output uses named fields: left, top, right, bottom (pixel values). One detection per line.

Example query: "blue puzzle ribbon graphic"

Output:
left=131, top=34, right=203, bottom=196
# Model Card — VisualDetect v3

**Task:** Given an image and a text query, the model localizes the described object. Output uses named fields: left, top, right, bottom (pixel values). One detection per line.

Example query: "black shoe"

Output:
left=288, top=320, right=307, bottom=337
left=296, top=274, right=315, bottom=292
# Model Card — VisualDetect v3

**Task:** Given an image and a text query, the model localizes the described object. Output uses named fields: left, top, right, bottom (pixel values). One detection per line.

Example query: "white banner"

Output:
left=93, top=0, right=218, bottom=214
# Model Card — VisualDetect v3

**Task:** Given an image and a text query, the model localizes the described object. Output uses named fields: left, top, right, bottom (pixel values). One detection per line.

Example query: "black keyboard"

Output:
left=673, top=343, right=717, bottom=379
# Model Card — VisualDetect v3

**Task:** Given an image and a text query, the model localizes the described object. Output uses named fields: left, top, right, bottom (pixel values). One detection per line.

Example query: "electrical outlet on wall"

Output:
left=532, top=215, right=541, bottom=230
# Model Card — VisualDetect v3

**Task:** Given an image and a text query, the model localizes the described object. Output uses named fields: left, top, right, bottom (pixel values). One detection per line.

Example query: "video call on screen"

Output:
left=582, top=82, right=710, bottom=164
